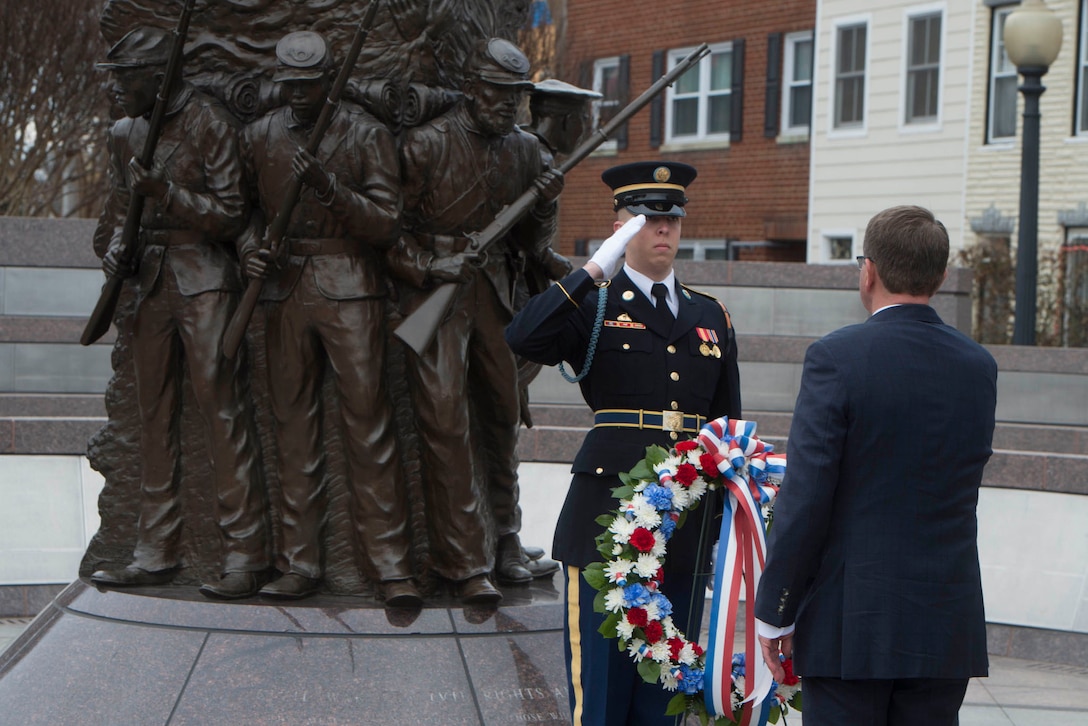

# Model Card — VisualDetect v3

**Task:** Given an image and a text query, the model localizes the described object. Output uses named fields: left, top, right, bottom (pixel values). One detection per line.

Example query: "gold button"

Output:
left=622, top=343, right=630, bottom=350
left=667, top=345, right=676, bottom=354
left=595, top=467, right=604, bottom=475
left=671, top=401, right=679, bottom=410
left=670, top=372, right=680, bottom=381
left=669, top=432, right=678, bottom=441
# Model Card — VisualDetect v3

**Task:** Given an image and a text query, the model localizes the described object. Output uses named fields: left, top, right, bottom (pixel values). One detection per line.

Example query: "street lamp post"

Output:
left=1004, top=0, right=1062, bottom=345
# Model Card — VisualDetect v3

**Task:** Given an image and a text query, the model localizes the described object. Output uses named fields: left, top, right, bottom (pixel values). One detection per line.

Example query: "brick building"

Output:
left=549, top=0, right=816, bottom=261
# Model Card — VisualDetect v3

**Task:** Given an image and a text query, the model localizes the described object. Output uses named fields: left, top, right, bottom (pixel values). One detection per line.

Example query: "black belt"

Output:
left=593, top=408, right=706, bottom=434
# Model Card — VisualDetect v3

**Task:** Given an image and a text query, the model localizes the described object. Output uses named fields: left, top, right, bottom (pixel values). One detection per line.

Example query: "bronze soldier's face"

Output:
left=469, top=81, right=523, bottom=137
left=283, top=79, right=328, bottom=124
left=110, top=67, right=162, bottom=118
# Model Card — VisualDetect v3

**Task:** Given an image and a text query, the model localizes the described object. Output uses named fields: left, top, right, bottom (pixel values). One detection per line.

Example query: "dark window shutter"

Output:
left=731, top=38, right=745, bottom=142
left=578, top=60, right=591, bottom=89
left=617, top=54, right=630, bottom=150
left=650, top=50, right=665, bottom=148
left=765, top=33, right=782, bottom=138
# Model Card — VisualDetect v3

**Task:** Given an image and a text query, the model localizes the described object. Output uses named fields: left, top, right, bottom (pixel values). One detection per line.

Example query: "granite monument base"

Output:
left=0, top=576, right=572, bottom=725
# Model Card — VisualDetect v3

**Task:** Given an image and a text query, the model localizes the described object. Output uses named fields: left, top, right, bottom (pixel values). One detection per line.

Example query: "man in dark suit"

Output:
left=506, top=161, right=741, bottom=725
left=754, top=205, right=998, bottom=725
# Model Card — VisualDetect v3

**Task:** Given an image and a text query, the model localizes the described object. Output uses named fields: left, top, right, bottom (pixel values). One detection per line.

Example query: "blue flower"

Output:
left=643, top=483, right=674, bottom=511
left=623, top=583, right=653, bottom=607
left=651, top=592, right=673, bottom=618
left=678, top=664, right=703, bottom=694
left=659, top=515, right=677, bottom=540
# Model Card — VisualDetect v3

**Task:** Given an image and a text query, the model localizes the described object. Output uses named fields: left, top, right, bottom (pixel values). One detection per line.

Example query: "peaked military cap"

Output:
left=273, top=31, right=331, bottom=82
left=97, top=27, right=172, bottom=69
left=530, top=79, right=601, bottom=115
left=465, top=38, right=534, bottom=89
left=602, top=161, right=697, bottom=217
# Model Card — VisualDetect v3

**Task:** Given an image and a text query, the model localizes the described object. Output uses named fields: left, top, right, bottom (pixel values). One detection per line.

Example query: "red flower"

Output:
left=668, top=637, right=685, bottom=660
left=675, top=441, right=699, bottom=453
left=652, top=566, right=664, bottom=584
left=699, top=453, right=719, bottom=476
left=643, top=620, right=664, bottom=644
left=627, top=607, right=648, bottom=627
left=781, top=658, right=799, bottom=686
left=675, top=463, right=699, bottom=486
left=692, top=643, right=705, bottom=657
left=630, top=527, right=656, bottom=552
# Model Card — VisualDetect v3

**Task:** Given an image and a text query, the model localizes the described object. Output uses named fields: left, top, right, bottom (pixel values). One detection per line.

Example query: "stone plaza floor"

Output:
left=3, top=613, right=1087, bottom=725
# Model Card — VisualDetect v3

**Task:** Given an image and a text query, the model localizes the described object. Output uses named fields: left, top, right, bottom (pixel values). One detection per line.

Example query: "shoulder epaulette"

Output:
left=681, top=284, right=733, bottom=329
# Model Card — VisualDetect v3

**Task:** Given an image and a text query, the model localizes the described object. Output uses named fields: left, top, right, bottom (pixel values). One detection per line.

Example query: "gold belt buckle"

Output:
left=661, top=410, right=683, bottom=432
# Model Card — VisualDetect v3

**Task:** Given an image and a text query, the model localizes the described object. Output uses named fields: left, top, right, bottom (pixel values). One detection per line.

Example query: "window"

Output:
left=1077, top=0, right=1088, bottom=135
left=905, top=10, right=942, bottom=124
left=822, top=233, right=856, bottom=262
left=988, top=6, right=1018, bottom=142
left=782, top=31, right=814, bottom=135
left=833, top=21, right=868, bottom=129
left=592, top=57, right=622, bottom=151
left=666, top=43, right=733, bottom=143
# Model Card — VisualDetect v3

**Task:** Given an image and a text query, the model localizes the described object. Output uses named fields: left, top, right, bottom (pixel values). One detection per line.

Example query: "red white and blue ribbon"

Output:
left=699, top=418, right=786, bottom=724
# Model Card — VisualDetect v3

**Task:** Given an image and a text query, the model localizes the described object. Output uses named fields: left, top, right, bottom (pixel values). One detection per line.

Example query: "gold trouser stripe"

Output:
left=567, top=565, right=584, bottom=726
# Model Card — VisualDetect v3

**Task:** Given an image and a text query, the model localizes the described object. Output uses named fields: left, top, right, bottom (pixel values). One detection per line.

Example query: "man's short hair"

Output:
left=863, top=205, right=949, bottom=297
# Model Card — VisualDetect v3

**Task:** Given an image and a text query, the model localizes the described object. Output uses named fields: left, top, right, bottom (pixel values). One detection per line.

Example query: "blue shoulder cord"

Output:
left=559, top=283, right=608, bottom=383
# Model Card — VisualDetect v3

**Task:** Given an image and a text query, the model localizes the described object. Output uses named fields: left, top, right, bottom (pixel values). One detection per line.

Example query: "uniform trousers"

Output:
left=801, top=676, right=969, bottom=726
left=265, top=264, right=411, bottom=582
left=563, top=565, right=706, bottom=726
left=131, top=264, right=266, bottom=574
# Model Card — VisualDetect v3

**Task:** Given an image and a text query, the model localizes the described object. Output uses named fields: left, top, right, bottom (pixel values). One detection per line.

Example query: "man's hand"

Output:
left=758, top=632, right=794, bottom=684
left=584, top=214, right=646, bottom=279
left=102, top=242, right=135, bottom=279
left=244, top=249, right=271, bottom=281
left=429, top=253, right=476, bottom=283
left=292, top=148, right=333, bottom=196
left=128, top=158, right=169, bottom=200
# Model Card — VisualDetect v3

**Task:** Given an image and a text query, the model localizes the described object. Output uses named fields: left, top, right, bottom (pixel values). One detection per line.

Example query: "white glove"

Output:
left=588, top=214, right=646, bottom=278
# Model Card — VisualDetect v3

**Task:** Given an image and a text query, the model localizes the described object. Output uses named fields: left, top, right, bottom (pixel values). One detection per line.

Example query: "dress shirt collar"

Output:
left=624, top=265, right=678, bottom=316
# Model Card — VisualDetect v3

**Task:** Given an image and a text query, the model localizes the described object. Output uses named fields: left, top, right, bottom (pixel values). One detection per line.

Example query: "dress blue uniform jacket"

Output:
left=505, top=267, right=741, bottom=571
left=754, top=304, right=997, bottom=680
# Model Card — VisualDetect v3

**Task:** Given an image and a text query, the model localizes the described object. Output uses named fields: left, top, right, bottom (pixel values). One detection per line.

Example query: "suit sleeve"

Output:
left=505, top=268, right=595, bottom=367
left=754, top=338, right=847, bottom=627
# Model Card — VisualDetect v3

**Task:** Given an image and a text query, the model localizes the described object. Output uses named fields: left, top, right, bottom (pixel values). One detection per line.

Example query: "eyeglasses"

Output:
left=855, top=255, right=873, bottom=270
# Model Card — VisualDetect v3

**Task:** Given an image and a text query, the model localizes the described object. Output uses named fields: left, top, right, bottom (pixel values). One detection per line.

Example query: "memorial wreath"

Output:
left=583, top=417, right=802, bottom=725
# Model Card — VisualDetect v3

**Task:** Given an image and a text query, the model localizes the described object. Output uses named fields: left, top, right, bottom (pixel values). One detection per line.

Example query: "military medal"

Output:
left=712, top=345, right=722, bottom=358
left=695, top=327, right=713, bottom=357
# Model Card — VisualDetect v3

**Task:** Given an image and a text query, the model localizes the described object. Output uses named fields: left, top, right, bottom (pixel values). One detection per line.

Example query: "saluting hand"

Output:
left=584, top=213, right=646, bottom=279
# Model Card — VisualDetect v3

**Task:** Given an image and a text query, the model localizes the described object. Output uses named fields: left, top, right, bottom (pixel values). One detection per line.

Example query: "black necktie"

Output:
left=651, top=283, right=674, bottom=325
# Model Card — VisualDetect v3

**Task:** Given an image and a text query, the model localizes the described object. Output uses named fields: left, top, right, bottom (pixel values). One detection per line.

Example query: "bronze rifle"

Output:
left=80, top=0, right=196, bottom=346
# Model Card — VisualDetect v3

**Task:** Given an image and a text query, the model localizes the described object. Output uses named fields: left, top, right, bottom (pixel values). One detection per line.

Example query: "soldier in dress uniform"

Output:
left=505, top=161, right=742, bottom=725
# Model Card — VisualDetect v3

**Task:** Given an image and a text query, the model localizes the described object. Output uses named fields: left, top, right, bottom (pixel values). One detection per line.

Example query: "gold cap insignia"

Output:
left=653, top=166, right=671, bottom=183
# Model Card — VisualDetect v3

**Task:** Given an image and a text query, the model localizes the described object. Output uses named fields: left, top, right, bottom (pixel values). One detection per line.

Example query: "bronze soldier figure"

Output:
left=390, top=39, right=563, bottom=602
left=239, top=31, right=420, bottom=606
left=89, top=27, right=269, bottom=600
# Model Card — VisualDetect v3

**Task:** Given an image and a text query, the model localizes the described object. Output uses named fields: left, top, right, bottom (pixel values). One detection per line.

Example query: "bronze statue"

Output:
left=238, top=31, right=419, bottom=605
left=88, top=26, right=270, bottom=600
left=389, top=38, right=563, bottom=602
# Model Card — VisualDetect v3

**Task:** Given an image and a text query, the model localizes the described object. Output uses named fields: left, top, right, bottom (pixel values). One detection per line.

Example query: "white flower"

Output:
left=609, top=516, right=637, bottom=543
left=660, top=671, right=679, bottom=691
left=632, top=480, right=649, bottom=493
left=644, top=601, right=661, bottom=622
left=650, top=641, right=670, bottom=662
left=688, top=478, right=708, bottom=501
left=661, top=617, right=679, bottom=639
left=672, top=487, right=692, bottom=511
left=651, top=531, right=668, bottom=558
left=616, top=619, right=635, bottom=640
left=634, top=553, right=660, bottom=579
left=604, top=587, right=627, bottom=613
left=605, top=558, right=635, bottom=583
left=685, top=450, right=704, bottom=468
left=678, top=643, right=698, bottom=666
left=628, top=638, right=647, bottom=661
left=634, top=507, right=662, bottom=530
left=612, top=544, right=623, bottom=556
left=654, top=456, right=681, bottom=476
left=777, top=683, right=801, bottom=701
